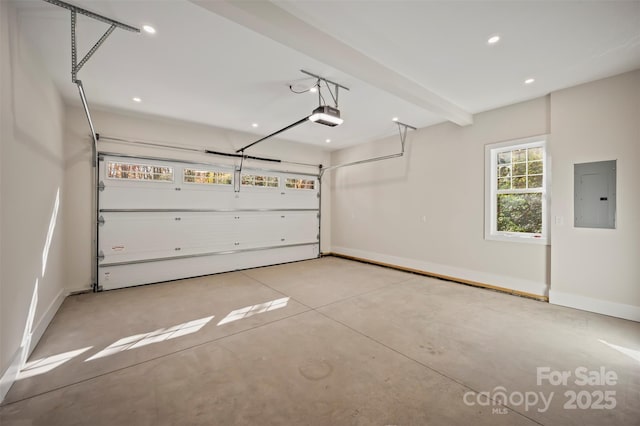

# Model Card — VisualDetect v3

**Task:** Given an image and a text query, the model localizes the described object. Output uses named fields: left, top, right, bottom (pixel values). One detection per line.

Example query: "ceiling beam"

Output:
left=189, top=0, right=473, bottom=126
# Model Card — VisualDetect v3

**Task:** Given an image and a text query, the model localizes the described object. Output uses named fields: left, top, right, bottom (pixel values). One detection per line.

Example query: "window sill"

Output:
left=485, top=233, right=549, bottom=246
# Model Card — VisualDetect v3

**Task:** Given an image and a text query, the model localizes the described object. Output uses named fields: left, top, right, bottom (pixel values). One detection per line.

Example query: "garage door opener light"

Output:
left=309, top=105, right=343, bottom=127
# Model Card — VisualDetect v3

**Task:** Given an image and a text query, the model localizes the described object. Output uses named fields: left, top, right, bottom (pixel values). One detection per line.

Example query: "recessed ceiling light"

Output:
left=132, top=97, right=142, bottom=102
left=309, top=86, right=318, bottom=93
left=325, top=139, right=331, bottom=143
left=524, top=78, right=535, bottom=85
left=392, top=117, right=399, bottom=122
left=143, top=25, right=156, bottom=34
left=487, top=35, right=501, bottom=45
left=251, top=123, right=259, bottom=128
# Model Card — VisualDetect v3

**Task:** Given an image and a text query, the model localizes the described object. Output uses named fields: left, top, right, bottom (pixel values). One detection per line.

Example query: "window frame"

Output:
left=484, top=135, right=550, bottom=245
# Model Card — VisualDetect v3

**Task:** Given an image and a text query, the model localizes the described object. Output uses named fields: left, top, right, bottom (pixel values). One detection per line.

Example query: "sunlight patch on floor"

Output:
left=18, top=347, right=93, bottom=380
left=599, top=339, right=640, bottom=363
left=217, top=297, right=290, bottom=326
left=85, top=316, right=214, bottom=361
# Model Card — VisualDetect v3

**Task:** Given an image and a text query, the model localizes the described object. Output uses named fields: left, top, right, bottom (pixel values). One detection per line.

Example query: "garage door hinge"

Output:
left=317, top=192, right=320, bottom=198
left=97, top=250, right=105, bottom=262
left=317, top=234, right=320, bottom=241
left=98, top=216, right=105, bottom=226
left=98, top=181, right=105, bottom=192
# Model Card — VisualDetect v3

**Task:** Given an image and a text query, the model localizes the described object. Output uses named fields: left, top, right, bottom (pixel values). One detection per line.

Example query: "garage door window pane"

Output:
left=184, top=169, right=232, bottom=185
left=285, top=178, right=315, bottom=190
left=241, top=174, right=279, bottom=188
left=107, top=162, right=173, bottom=182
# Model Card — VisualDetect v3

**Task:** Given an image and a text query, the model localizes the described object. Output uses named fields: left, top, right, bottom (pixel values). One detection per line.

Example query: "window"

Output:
left=107, top=161, right=173, bottom=182
left=485, top=136, right=549, bottom=244
left=183, top=168, right=232, bottom=185
left=285, top=178, right=315, bottom=190
left=241, top=174, right=279, bottom=188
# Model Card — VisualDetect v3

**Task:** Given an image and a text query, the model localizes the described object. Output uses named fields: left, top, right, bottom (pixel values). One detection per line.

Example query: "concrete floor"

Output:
left=1, top=257, right=639, bottom=425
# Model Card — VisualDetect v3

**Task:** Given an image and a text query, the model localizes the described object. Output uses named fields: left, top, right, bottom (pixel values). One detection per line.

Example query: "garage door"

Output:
left=97, top=154, right=320, bottom=290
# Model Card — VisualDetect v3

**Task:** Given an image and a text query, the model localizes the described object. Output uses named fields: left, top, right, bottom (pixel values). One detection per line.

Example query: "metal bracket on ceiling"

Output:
left=71, top=12, right=115, bottom=83
left=43, top=0, right=139, bottom=146
left=395, top=120, right=416, bottom=153
left=300, top=69, right=349, bottom=109
left=43, top=0, right=140, bottom=83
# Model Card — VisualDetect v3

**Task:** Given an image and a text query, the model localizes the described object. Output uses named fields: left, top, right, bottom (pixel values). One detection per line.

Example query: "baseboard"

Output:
left=29, top=287, right=66, bottom=354
left=0, top=287, right=67, bottom=403
left=0, top=347, right=22, bottom=403
left=330, top=246, right=549, bottom=301
left=549, top=290, right=640, bottom=322
left=67, top=286, right=92, bottom=295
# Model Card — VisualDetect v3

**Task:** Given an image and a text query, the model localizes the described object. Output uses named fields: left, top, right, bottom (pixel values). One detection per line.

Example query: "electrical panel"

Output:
left=574, top=160, right=616, bottom=229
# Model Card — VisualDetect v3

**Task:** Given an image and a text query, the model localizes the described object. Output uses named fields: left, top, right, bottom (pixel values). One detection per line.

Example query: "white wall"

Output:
left=0, top=0, right=67, bottom=401
left=330, top=97, right=551, bottom=298
left=64, top=106, right=332, bottom=292
left=549, top=70, right=640, bottom=321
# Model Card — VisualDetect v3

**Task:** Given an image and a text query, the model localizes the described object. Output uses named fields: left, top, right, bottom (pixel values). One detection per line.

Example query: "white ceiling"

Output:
left=15, top=0, right=640, bottom=151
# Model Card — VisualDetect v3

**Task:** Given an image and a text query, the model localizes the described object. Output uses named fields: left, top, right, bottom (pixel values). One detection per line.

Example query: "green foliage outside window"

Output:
left=497, top=193, right=542, bottom=234
left=494, top=145, right=544, bottom=235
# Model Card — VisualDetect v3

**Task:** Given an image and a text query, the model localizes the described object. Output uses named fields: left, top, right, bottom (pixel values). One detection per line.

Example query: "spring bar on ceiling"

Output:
left=320, top=121, right=416, bottom=177
left=97, top=135, right=322, bottom=169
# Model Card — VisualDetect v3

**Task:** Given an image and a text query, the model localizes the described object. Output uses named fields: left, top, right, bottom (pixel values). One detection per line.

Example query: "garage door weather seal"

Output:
left=98, top=137, right=321, bottom=170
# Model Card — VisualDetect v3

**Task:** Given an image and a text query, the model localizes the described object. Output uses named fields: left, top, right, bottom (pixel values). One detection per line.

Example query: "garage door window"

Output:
left=241, top=174, right=279, bottom=188
left=285, top=178, right=315, bottom=190
left=107, top=161, right=173, bottom=182
left=183, top=169, right=232, bottom=185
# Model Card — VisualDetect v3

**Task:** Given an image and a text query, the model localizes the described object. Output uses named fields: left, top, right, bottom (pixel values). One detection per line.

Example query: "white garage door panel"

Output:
left=97, top=155, right=320, bottom=290
left=99, top=212, right=236, bottom=263
left=99, top=183, right=188, bottom=210
left=100, top=244, right=320, bottom=290
left=233, top=212, right=319, bottom=247
left=99, top=211, right=319, bottom=264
